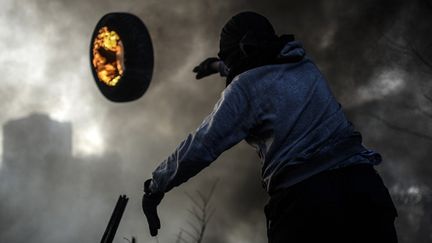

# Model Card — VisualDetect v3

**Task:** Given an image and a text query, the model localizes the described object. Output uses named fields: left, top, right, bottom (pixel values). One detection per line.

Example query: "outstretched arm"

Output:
left=142, top=78, right=254, bottom=237
left=149, top=81, right=254, bottom=193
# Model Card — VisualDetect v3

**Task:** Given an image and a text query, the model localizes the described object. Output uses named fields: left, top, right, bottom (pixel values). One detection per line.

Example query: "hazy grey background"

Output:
left=0, top=0, right=431, bottom=242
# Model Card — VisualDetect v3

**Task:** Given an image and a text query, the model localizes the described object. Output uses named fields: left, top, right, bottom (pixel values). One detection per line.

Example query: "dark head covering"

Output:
left=218, top=11, right=298, bottom=85
left=218, top=12, right=276, bottom=66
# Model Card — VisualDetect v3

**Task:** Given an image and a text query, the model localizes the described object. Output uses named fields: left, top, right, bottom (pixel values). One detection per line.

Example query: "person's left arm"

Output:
left=149, top=81, right=255, bottom=193
left=142, top=80, right=256, bottom=236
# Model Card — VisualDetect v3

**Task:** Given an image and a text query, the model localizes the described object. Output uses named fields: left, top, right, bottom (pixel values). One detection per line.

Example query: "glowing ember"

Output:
left=92, top=27, right=124, bottom=86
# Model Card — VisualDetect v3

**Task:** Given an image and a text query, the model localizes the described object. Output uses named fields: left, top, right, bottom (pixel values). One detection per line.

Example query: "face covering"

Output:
left=218, top=11, right=299, bottom=85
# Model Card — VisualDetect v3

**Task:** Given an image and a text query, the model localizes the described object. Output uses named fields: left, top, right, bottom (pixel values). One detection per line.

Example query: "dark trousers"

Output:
left=264, top=164, right=398, bottom=243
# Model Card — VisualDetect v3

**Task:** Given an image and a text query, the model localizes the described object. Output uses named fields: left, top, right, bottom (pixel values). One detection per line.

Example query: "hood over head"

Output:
left=218, top=11, right=277, bottom=68
left=218, top=12, right=303, bottom=85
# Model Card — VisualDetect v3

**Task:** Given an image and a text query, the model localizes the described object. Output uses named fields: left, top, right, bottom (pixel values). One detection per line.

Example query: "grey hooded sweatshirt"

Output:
left=149, top=41, right=381, bottom=195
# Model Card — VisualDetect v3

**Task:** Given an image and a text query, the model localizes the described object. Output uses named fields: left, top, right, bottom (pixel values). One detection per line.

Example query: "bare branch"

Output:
left=383, top=35, right=413, bottom=55
left=185, top=192, right=202, bottom=209
left=179, top=180, right=219, bottom=243
left=186, top=221, right=201, bottom=235
left=411, top=47, right=432, bottom=70
left=175, top=231, right=189, bottom=243
left=207, top=180, right=219, bottom=201
left=179, top=228, right=199, bottom=242
left=205, top=207, right=216, bottom=225
left=175, top=231, right=183, bottom=243
left=187, top=208, right=204, bottom=222
left=383, top=35, right=432, bottom=75
left=197, top=224, right=207, bottom=243
left=369, top=114, right=432, bottom=141
left=196, top=191, right=208, bottom=206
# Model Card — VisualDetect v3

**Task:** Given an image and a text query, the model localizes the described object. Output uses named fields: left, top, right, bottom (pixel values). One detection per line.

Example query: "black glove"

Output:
left=193, top=57, right=220, bottom=79
left=142, top=179, right=164, bottom=237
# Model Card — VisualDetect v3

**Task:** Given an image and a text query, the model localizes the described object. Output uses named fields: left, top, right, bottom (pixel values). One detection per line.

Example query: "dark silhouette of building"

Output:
left=0, top=113, right=74, bottom=243
left=2, top=113, right=72, bottom=178
left=0, top=112, right=124, bottom=243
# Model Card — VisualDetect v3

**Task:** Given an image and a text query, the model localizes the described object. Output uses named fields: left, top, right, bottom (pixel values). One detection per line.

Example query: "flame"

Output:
left=92, top=27, right=124, bottom=86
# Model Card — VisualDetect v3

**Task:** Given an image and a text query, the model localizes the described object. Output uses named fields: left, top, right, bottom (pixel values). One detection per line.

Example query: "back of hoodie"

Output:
left=149, top=41, right=380, bottom=194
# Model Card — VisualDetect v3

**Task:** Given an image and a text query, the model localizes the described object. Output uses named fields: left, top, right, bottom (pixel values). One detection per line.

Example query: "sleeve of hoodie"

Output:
left=149, top=81, right=256, bottom=193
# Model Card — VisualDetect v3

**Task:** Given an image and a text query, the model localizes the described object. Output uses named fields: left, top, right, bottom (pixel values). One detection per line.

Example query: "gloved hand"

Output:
left=142, top=179, right=164, bottom=237
left=193, top=57, right=220, bottom=79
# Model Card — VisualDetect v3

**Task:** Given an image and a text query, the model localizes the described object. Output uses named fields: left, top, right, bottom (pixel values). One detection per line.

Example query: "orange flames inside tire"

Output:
left=92, top=27, right=124, bottom=86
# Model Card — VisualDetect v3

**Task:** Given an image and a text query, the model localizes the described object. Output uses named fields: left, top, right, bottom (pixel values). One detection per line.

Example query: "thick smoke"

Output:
left=0, top=0, right=431, bottom=243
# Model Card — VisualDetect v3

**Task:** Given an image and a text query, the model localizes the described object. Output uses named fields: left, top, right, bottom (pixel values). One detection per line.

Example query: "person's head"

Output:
left=218, top=11, right=278, bottom=68
left=218, top=11, right=297, bottom=85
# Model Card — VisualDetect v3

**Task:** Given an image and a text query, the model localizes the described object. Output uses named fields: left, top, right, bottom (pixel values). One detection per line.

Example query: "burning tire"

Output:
left=90, top=12, right=154, bottom=102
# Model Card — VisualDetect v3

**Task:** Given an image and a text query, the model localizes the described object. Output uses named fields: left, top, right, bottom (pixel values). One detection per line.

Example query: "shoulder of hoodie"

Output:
left=228, top=57, right=314, bottom=96
left=229, top=40, right=312, bottom=92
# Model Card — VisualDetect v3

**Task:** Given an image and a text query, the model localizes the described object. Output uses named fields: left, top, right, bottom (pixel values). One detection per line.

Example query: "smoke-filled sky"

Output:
left=0, top=0, right=431, bottom=242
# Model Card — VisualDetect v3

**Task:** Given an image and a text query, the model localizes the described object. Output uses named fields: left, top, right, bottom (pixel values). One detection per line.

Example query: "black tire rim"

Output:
left=90, top=12, right=154, bottom=102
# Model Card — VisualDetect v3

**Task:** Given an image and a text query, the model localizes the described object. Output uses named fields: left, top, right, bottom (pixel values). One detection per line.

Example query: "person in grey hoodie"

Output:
left=142, top=11, right=398, bottom=243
